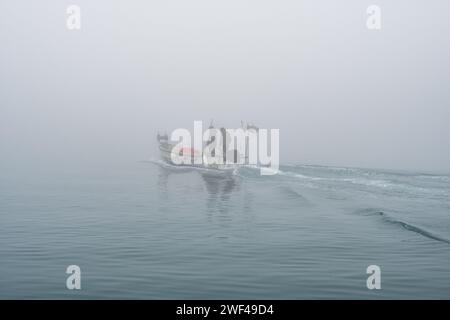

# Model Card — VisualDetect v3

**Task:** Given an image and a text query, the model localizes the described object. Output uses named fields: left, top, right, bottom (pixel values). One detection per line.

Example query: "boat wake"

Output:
left=145, top=158, right=450, bottom=245
left=354, top=208, right=450, bottom=245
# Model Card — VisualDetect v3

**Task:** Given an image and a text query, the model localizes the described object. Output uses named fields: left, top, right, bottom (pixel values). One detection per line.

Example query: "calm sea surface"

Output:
left=1, top=160, right=450, bottom=299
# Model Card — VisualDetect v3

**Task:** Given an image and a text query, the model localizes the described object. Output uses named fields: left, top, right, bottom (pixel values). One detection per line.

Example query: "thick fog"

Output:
left=1, top=0, right=450, bottom=173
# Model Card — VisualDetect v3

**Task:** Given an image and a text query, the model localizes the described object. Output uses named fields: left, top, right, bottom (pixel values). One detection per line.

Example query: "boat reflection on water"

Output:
left=200, top=171, right=239, bottom=216
left=155, top=162, right=240, bottom=216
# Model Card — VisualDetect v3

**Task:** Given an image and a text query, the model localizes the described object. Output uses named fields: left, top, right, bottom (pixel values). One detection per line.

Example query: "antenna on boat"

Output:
left=209, top=119, right=214, bottom=129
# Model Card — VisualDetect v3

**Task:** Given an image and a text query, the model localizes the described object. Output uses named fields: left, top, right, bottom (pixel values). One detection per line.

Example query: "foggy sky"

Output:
left=1, top=0, right=450, bottom=173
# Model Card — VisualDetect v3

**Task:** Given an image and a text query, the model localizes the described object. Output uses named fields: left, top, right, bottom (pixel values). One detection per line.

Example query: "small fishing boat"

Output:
left=157, top=122, right=258, bottom=174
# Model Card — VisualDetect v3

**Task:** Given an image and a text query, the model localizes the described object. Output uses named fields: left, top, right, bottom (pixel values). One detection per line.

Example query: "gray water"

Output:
left=1, top=160, right=450, bottom=299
